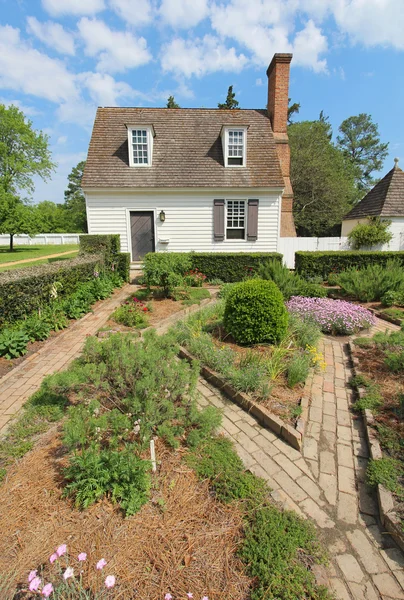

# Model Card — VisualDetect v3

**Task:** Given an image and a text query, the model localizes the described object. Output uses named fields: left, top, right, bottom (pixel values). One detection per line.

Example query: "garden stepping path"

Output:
left=0, top=283, right=134, bottom=436
left=196, top=317, right=404, bottom=600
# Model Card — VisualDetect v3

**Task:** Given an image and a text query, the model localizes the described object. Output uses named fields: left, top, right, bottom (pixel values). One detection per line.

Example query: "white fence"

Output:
left=0, top=234, right=80, bottom=246
left=278, top=237, right=349, bottom=268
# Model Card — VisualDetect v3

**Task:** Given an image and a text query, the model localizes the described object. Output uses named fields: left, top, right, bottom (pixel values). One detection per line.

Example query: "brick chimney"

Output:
left=267, top=53, right=296, bottom=237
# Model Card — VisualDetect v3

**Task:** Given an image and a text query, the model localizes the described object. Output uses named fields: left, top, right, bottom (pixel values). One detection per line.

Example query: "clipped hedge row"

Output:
left=79, top=234, right=130, bottom=281
left=295, top=251, right=404, bottom=279
left=143, top=252, right=283, bottom=283
left=0, top=254, right=103, bottom=326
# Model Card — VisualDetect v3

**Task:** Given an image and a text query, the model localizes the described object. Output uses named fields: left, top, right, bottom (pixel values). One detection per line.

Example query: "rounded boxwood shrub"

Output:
left=223, top=279, right=288, bottom=345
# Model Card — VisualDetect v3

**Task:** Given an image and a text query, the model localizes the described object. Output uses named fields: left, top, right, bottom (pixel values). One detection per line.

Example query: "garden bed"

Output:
left=349, top=330, right=404, bottom=547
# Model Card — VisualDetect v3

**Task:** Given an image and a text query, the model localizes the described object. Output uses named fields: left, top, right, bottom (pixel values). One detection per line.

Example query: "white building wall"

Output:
left=342, top=217, right=404, bottom=251
left=85, top=189, right=281, bottom=259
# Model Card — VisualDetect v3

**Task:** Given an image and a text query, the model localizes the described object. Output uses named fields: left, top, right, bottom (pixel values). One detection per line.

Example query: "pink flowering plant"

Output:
left=22, top=546, right=116, bottom=598
left=183, top=269, right=207, bottom=288
left=286, top=297, right=375, bottom=335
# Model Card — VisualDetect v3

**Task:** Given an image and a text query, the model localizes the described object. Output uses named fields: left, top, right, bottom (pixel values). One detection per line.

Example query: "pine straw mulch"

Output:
left=0, top=429, right=251, bottom=600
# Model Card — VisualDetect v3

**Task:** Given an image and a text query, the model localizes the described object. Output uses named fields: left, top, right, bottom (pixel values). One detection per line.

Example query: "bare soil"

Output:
left=0, top=429, right=251, bottom=599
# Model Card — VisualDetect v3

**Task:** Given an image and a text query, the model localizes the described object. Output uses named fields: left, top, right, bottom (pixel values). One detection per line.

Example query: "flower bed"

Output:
left=286, top=297, right=375, bottom=335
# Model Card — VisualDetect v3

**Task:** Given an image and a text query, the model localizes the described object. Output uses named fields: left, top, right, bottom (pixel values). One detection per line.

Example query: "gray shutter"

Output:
left=247, top=199, right=259, bottom=240
left=213, top=199, right=225, bottom=241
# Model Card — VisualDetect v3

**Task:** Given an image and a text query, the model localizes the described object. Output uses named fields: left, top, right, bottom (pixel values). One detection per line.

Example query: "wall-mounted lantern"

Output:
left=159, top=210, right=166, bottom=223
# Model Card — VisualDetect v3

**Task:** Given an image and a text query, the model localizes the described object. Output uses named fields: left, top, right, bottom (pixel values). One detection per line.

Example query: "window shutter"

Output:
left=247, top=199, right=259, bottom=240
left=213, top=199, right=225, bottom=241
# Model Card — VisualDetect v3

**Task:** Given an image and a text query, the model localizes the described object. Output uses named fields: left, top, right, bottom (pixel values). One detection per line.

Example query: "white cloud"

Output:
left=292, top=20, right=328, bottom=73
left=255, top=78, right=263, bottom=86
left=78, top=71, right=148, bottom=105
left=161, top=35, right=248, bottom=77
left=26, top=17, right=75, bottom=56
left=42, top=0, right=105, bottom=16
left=77, top=17, right=152, bottom=73
left=109, top=0, right=152, bottom=26
left=0, top=25, right=78, bottom=104
left=0, top=97, right=41, bottom=116
left=56, top=135, right=68, bottom=145
left=159, top=0, right=209, bottom=28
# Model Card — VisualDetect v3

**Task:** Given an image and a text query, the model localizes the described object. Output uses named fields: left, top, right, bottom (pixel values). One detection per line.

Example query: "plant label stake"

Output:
left=150, top=439, right=156, bottom=472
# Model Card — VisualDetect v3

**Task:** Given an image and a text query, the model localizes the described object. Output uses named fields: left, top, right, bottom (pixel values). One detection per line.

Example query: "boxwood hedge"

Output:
left=79, top=234, right=130, bottom=281
left=143, top=252, right=282, bottom=283
left=0, top=254, right=102, bottom=326
left=295, top=251, right=404, bottom=279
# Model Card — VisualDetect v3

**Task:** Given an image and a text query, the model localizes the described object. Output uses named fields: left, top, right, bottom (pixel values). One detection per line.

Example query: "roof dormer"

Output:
left=221, top=126, right=248, bottom=168
left=126, top=125, right=155, bottom=167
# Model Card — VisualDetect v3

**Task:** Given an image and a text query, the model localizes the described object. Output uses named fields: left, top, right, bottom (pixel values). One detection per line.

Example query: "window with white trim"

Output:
left=226, top=200, right=246, bottom=239
left=222, top=127, right=247, bottom=167
left=127, top=126, right=153, bottom=167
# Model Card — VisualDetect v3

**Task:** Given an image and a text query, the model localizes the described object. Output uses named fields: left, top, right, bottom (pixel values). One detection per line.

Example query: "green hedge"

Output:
left=79, top=234, right=130, bottom=282
left=143, top=252, right=283, bottom=283
left=0, top=254, right=103, bottom=326
left=295, top=251, right=404, bottom=279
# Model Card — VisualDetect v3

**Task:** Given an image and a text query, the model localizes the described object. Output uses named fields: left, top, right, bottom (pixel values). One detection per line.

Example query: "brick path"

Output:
left=0, top=284, right=134, bottom=435
left=196, top=317, right=404, bottom=600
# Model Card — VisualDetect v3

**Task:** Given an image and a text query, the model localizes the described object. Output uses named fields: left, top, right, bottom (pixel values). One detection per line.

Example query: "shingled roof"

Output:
left=344, top=161, right=404, bottom=219
left=82, top=107, right=284, bottom=189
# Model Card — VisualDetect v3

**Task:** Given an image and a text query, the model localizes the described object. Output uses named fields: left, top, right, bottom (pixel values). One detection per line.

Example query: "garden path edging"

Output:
left=347, top=340, right=404, bottom=552
left=179, top=346, right=309, bottom=451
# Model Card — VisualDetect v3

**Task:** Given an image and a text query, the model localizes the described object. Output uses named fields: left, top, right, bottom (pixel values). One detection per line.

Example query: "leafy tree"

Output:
left=287, top=98, right=300, bottom=124
left=218, top=85, right=239, bottom=109
left=337, top=113, right=389, bottom=192
left=63, top=160, right=87, bottom=232
left=289, top=120, right=357, bottom=236
left=347, top=216, right=393, bottom=249
left=0, top=191, right=40, bottom=251
left=36, top=200, right=67, bottom=233
left=0, top=104, right=56, bottom=249
left=166, top=95, right=180, bottom=108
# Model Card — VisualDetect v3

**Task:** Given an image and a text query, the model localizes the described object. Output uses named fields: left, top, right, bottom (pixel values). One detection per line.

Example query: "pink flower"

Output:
left=164, top=595, right=172, bottom=600
left=187, top=594, right=193, bottom=599
left=202, top=597, right=209, bottom=600
left=29, top=576, right=41, bottom=592
left=56, top=544, right=67, bottom=557
left=96, top=558, right=107, bottom=570
left=105, top=575, right=116, bottom=588
left=63, top=567, right=74, bottom=580
left=42, top=583, right=54, bottom=597
left=78, top=552, right=87, bottom=562
left=49, top=553, right=58, bottom=564
left=28, top=570, right=37, bottom=583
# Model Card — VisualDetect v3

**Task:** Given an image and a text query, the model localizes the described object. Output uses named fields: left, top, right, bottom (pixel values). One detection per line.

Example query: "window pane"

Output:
left=226, top=228, right=245, bottom=239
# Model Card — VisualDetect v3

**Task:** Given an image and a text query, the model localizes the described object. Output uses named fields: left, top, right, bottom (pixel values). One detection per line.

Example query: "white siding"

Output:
left=342, top=217, right=404, bottom=250
left=85, top=190, right=281, bottom=259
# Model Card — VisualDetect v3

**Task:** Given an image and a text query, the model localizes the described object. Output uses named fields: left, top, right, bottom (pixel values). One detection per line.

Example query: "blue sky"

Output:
left=0, top=0, right=403, bottom=204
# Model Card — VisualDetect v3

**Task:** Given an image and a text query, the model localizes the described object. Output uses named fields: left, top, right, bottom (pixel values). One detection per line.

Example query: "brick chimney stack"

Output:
left=267, top=53, right=296, bottom=237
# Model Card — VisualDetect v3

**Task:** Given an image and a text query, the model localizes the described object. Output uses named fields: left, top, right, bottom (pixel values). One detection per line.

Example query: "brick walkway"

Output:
left=0, top=284, right=134, bottom=435
left=196, top=317, right=404, bottom=600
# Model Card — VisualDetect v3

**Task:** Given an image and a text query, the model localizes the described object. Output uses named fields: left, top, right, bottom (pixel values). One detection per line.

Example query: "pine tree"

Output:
left=166, top=96, right=180, bottom=108
left=218, top=86, right=239, bottom=109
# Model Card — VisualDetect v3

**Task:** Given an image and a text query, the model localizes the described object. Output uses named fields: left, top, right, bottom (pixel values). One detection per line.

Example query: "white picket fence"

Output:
left=0, top=234, right=80, bottom=246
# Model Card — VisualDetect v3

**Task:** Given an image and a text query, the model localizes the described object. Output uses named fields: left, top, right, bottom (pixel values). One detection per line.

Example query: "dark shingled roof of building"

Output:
left=82, top=107, right=284, bottom=189
left=344, top=163, right=404, bottom=219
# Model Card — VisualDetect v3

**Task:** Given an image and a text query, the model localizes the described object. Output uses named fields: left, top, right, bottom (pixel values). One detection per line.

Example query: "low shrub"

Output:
left=22, top=316, right=52, bottom=342
left=286, top=297, right=375, bottom=335
left=258, top=259, right=326, bottom=300
left=0, top=329, right=30, bottom=359
left=367, top=458, right=404, bottom=500
left=115, top=252, right=130, bottom=282
left=111, top=302, right=149, bottom=328
left=347, top=217, right=393, bottom=250
left=287, top=352, right=311, bottom=388
left=373, top=328, right=404, bottom=349
left=224, top=279, right=288, bottom=345
left=142, top=253, right=191, bottom=297
left=287, top=313, right=322, bottom=349
left=336, top=260, right=404, bottom=302
left=327, top=272, right=339, bottom=286
left=353, top=337, right=374, bottom=348
left=384, top=350, right=404, bottom=373
left=295, top=251, right=404, bottom=280
left=183, top=268, right=207, bottom=287
left=381, top=289, right=404, bottom=308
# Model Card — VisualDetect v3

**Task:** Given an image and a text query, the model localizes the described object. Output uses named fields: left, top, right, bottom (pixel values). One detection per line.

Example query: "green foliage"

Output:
left=287, top=98, right=300, bottom=124
left=143, top=252, right=282, bottom=284
left=337, top=113, right=389, bottom=192
left=0, top=193, right=41, bottom=251
left=181, top=287, right=210, bottom=306
left=381, top=290, right=404, bottom=308
left=116, top=252, right=130, bottom=282
left=287, top=352, right=311, bottom=388
left=373, top=328, right=404, bottom=349
left=366, top=458, right=404, bottom=500
left=63, top=160, right=87, bottom=232
left=79, top=234, right=120, bottom=262
left=241, top=504, right=330, bottom=600
left=63, top=445, right=150, bottom=515
left=0, top=254, right=102, bottom=326
left=289, top=119, right=358, bottom=236
left=381, top=308, right=404, bottom=321
left=224, top=279, right=288, bottom=345
left=111, top=303, right=148, bottom=328
left=287, top=313, right=322, bottom=349
left=327, top=272, right=339, bottom=286
left=142, top=252, right=191, bottom=297
left=166, top=95, right=180, bottom=108
left=384, top=350, right=404, bottom=373
left=258, top=259, right=327, bottom=300
left=336, top=259, right=404, bottom=302
left=355, top=388, right=383, bottom=412
left=376, top=423, right=404, bottom=461
left=186, top=437, right=267, bottom=504
left=353, top=337, right=374, bottom=348
left=0, top=328, right=29, bottom=359
left=218, top=85, right=239, bottom=109
left=295, top=250, right=404, bottom=279
left=348, top=217, right=393, bottom=249
left=22, top=314, right=52, bottom=342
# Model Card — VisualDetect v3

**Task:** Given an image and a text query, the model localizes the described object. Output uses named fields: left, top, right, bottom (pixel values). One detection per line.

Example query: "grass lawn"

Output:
left=0, top=252, right=79, bottom=273
left=0, top=244, right=79, bottom=264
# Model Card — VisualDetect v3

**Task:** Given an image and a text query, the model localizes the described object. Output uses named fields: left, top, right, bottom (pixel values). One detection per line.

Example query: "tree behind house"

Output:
left=166, top=96, right=180, bottom=108
left=63, top=160, right=87, bottom=232
left=0, top=192, right=40, bottom=251
left=218, top=86, right=239, bottom=109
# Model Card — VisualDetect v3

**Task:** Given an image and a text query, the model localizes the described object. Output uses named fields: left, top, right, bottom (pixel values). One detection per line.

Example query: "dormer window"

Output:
left=127, top=125, right=154, bottom=167
left=221, top=126, right=247, bottom=167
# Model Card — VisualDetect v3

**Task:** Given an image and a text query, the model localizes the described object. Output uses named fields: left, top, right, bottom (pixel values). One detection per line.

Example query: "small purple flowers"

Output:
left=286, top=297, right=375, bottom=335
